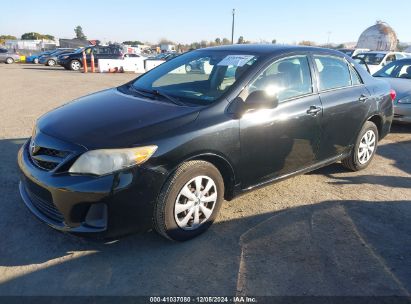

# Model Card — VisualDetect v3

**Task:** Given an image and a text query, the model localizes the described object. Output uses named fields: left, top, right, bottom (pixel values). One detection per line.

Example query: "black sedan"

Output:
left=18, top=45, right=393, bottom=241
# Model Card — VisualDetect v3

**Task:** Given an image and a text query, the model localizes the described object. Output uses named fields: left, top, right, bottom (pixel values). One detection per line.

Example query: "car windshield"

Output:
left=355, top=53, right=385, bottom=65
left=129, top=50, right=260, bottom=105
left=374, top=61, right=411, bottom=79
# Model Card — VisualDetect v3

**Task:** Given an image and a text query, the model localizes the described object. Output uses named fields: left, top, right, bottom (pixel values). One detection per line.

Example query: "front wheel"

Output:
left=341, top=121, right=378, bottom=171
left=6, top=57, right=14, bottom=64
left=70, top=60, right=81, bottom=71
left=154, top=161, right=224, bottom=241
left=47, top=59, right=56, bottom=66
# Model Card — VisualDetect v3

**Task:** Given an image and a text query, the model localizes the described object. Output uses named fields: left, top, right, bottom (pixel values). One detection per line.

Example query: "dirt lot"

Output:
left=0, top=64, right=410, bottom=297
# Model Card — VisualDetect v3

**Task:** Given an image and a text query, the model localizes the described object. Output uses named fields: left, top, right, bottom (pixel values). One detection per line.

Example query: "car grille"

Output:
left=29, top=142, right=70, bottom=171
left=24, top=178, right=64, bottom=223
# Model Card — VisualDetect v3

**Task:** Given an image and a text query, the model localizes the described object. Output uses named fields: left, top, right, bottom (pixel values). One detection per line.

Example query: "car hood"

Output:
left=37, top=88, right=200, bottom=149
left=383, top=78, right=411, bottom=100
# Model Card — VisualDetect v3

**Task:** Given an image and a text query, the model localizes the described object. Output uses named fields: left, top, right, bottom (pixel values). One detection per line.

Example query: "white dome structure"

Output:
left=357, top=21, right=398, bottom=51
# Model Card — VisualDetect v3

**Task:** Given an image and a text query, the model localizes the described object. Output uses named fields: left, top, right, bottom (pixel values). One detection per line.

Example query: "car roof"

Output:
left=200, top=44, right=344, bottom=56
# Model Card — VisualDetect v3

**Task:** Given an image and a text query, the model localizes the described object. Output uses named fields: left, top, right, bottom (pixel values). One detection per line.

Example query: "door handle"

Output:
left=307, top=106, right=322, bottom=116
left=359, top=95, right=369, bottom=102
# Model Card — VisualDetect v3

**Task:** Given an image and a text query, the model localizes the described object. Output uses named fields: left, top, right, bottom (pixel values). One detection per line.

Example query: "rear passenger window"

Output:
left=249, top=56, right=313, bottom=102
left=314, top=56, right=352, bottom=91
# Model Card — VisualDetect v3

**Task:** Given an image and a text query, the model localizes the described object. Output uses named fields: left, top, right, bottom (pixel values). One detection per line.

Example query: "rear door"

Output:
left=239, top=54, right=323, bottom=188
left=312, top=54, right=371, bottom=161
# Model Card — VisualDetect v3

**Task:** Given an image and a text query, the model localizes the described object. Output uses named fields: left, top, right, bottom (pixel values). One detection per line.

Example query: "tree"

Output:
left=159, top=38, right=175, bottom=45
left=298, top=40, right=316, bottom=46
left=222, top=38, right=231, bottom=45
left=272, top=39, right=277, bottom=44
left=237, top=36, right=245, bottom=44
left=74, top=26, right=87, bottom=39
left=21, top=32, right=41, bottom=40
left=21, top=32, right=54, bottom=40
left=0, top=35, right=17, bottom=40
left=43, top=34, right=55, bottom=40
left=123, top=40, right=143, bottom=46
left=215, top=38, right=221, bottom=45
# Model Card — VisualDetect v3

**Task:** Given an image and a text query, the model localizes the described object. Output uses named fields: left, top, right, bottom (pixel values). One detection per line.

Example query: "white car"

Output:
left=355, top=51, right=410, bottom=74
left=338, top=48, right=370, bottom=58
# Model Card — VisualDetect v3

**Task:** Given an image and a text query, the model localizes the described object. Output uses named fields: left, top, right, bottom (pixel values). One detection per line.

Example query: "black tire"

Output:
left=70, top=60, right=81, bottom=71
left=341, top=121, right=379, bottom=171
left=154, top=160, right=224, bottom=241
left=47, top=59, right=56, bottom=66
left=5, top=57, right=14, bottom=64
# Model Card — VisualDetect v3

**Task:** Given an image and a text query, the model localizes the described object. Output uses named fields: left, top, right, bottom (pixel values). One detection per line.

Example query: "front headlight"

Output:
left=398, top=96, right=411, bottom=104
left=69, top=145, right=157, bottom=175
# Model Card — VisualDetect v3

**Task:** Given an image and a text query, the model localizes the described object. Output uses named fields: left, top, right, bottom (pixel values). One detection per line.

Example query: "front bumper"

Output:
left=394, top=104, right=411, bottom=123
left=18, top=137, right=167, bottom=238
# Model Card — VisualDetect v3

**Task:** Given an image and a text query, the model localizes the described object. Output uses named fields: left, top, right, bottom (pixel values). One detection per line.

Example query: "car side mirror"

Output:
left=244, top=90, right=279, bottom=111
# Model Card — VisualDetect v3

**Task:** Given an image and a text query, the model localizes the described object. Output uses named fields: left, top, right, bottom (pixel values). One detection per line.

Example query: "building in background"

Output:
left=357, top=21, right=398, bottom=51
left=59, top=38, right=90, bottom=49
left=4, top=39, right=57, bottom=51
left=160, top=44, right=176, bottom=52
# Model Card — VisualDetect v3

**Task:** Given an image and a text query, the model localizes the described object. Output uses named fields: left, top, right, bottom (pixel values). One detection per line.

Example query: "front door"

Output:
left=239, top=55, right=322, bottom=188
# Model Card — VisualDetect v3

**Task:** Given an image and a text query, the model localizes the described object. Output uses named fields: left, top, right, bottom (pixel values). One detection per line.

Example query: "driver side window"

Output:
left=249, top=56, right=313, bottom=103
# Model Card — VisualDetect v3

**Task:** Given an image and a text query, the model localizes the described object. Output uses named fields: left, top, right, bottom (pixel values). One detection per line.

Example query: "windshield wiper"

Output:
left=127, top=84, right=155, bottom=99
left=132, top=87, right=186, bottom=106
left=141, top=88, right=184, bottom=105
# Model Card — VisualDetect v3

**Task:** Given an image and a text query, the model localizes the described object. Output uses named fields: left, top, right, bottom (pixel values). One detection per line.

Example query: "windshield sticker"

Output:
left=217, top=55, right=255, bottom=67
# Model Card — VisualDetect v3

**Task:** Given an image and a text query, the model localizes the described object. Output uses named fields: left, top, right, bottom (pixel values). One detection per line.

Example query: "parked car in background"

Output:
left=0, top=48, right=20, bottom=64
left=37, top=48, right=73, bottom=64
left=57, top=45, right=123, bottom=71
left=18, top=45, right=393, bottom=241
left=123, top=53, right=145, bottom=59
left=39, top=49, right=75, bottom=66
left=338, top=48, right=370, bottom=57
left=354, top=51, right=409, bottom=74
left=26, top=50, right=55, bottom=64
left=374, top=58, right=411, bottom=123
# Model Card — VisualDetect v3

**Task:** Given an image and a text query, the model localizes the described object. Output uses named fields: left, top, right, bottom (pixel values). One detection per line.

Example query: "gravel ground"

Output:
left=0, top=64, right=410, bottom=297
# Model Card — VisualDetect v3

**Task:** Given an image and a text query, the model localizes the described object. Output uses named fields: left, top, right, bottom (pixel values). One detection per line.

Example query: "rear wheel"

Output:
left=70, top=60, right=81, bottom=71
left=154, top=160, right=224, bottom=241
left=342, top=121, right=378, bottom=171
left=6, top=57, right=14, bottom=64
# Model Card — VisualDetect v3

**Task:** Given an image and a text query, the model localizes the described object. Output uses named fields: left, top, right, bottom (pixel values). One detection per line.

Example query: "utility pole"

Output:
left=231, top=9, right=236, bottom=44
left=327, top=31, right=332, bottom=47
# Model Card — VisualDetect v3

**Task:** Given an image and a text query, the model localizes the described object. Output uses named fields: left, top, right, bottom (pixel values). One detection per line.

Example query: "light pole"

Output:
left=327, top=31, right=332, bottom=47
left=231, top=9, right=236, bottom=44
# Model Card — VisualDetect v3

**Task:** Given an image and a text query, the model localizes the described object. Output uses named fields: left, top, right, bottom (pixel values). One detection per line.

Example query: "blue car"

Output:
left=39, top=49, right=75, bottom=66
left=26, top=50, right=55, bottom=64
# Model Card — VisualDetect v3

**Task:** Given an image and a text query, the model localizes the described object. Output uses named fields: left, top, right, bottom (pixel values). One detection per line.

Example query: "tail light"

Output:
left=390, top=89, right=397, bottom=102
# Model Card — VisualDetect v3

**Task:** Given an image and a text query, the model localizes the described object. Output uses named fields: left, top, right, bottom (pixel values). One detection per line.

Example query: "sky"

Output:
left=1, top=0, right=409, bottom=45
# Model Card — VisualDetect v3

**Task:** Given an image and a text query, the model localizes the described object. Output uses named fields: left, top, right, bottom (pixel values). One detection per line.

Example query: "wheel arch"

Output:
left=367, top=114, right=383, bottom=139
left=176, top=153, right=237, bottom=201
